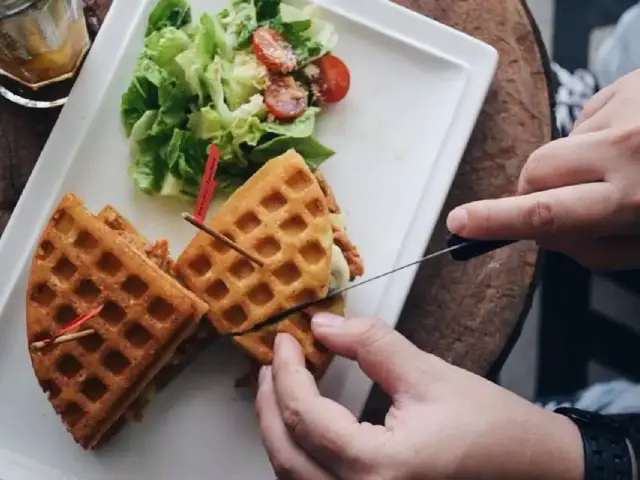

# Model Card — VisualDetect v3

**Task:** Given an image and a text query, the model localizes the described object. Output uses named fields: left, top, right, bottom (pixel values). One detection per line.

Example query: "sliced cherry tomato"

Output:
left=306, top=54, right=351, bottom=104
left=264, top=75, right=308, bottom=120
left=251, top=27, right=297, bottom=73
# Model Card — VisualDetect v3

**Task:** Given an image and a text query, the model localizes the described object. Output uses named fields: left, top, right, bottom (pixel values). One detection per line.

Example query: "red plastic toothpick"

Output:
left=193, top=144, right=220, bottom=223
left=32, top=305, right=104, bottom=349
left=52, top=304, right=104, bottom=338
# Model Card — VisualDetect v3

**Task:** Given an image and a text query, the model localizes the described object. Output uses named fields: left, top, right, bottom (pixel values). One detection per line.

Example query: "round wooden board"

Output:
left=391, top=0, right=548, bottom=373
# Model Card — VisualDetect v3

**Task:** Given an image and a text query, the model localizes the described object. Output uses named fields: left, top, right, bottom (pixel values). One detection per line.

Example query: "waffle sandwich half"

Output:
left=175, top=149, right=363, bottom=376
left=26, top=193, right=209, bottom=449
left=94, top=205, right=216, bottom=443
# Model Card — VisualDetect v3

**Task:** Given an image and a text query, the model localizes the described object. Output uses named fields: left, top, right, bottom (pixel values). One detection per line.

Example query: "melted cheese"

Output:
left=326, top=213, right=350, bottom=292
left=329, top=244, right=350, bottom=292
left=329, top=213, right=346, bottom=231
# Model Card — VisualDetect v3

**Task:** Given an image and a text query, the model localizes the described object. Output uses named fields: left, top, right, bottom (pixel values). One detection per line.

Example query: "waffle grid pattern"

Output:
left=95, top=206, right=215, bottom=424
left=176, top=154, right=334, bottom=370
left=27, top=197, right=201, bottom=447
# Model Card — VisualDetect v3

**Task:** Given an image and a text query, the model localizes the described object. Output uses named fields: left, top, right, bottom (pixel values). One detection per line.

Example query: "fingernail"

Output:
left=274, top=333, right=289, bottom=353
left=312, top=313, right=345, bottom=329
left=447, top=208, right=468, bottom=234
left=274, top=333, right=307, bottom=365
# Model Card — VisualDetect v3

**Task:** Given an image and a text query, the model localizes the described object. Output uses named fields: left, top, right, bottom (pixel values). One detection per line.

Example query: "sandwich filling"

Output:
left=315, top=172, right=364, bottom=294
left=101, top=211, right=175, bottom=274
left=329, top=243, right=350, bottom=292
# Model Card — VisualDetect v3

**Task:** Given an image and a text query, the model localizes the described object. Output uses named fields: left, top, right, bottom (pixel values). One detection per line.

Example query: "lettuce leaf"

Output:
left=263, top=107, right=319, bottom=138
left=166, top=129, right=211, bottom=195
left=231, top=115, right=263, bottom=147
left=280, top=6, right=338, bottom=66
left=232, top=92, right=267, bottom=120
left=174, top=48, right=206, bottom=100
left=146, top=0, right=192, bottom=36
left=220, top=51, right=267, bottom=110
left=303, top=7, right=339, bottom=56
left=188, top=106, right=234, bottom=160
left=127, top=114, right=170, bottom=193
left=121, top=83, right=151, bottom=137
left=217, top=0, right=259, bottom=51
left=188, top=106, right=226, bottom=140
left=279, top=4, right=311, bottom=33
left=215, top=171, right=248, bottom=193
left=255, top=0, right=281, bottom=23
left=251, top=135, right=334, bottom=170
left=203, top=58, right=267, bottom=125
left=129, top=151, right=167, bottom=193
left=258, top=108, right=333, bottom=169
left=121, top=58, right=167, bottom=135
left=129, top=110, right=159, bottom=157
left=169, top=13, right=222, bottom=102
left=193, top=13, right=218, bottom=60
left=143, top=27, right=192, bottom=70
left=128, top=63, right=190, bottom=136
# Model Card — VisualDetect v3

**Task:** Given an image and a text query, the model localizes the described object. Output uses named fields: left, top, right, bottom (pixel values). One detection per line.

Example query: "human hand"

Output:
left=255, top=315, right=583, bottom=479
left=447, top=68, right=640, bottom=270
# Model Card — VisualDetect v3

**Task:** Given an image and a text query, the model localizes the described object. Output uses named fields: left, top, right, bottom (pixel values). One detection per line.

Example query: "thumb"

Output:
left=311, top=314, right=447, bottom=399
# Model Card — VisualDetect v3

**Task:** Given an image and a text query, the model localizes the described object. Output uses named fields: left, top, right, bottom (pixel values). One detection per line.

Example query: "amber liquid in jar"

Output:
left=0, top=0, right=90, bottom=89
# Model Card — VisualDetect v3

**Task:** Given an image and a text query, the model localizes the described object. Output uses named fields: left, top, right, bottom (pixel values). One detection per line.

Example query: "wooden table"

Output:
left=0, top=0, right=550, bottom=409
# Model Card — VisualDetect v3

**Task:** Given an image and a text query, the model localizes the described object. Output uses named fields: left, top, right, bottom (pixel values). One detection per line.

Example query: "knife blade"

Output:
left=223, top=236, right=517, bottom=338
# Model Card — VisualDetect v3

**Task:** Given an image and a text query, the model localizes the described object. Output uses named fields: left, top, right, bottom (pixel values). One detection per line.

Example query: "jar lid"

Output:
left=0, top=0, right=38, bottom=20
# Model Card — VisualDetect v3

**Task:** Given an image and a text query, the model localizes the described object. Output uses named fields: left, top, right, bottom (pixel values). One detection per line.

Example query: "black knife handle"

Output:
left=446, top=234, right=516, bottom=261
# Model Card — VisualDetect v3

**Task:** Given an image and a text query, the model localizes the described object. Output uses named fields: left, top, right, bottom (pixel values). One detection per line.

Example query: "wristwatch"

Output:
left=555, top=407, right=638, bottom=480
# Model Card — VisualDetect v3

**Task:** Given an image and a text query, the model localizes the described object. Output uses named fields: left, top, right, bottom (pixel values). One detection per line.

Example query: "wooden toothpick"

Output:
left=31, top=329, right=97, bottom=350
left=181, top=213, right=265, bottom=268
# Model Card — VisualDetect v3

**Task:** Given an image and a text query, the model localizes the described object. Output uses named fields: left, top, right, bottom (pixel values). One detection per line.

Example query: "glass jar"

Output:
left=0, top=0, right=90, bottom=107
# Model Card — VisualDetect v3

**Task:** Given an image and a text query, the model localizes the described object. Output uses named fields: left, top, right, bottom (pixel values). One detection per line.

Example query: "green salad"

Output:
left=120, top=0, right=351, bottom=199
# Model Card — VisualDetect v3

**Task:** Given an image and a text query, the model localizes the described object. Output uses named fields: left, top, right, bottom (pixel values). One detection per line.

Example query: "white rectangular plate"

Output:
left=0, top=0, right=496, bottom=478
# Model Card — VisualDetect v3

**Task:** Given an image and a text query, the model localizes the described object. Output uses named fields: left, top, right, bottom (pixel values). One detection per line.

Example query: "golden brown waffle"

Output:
left=97, top=206, right=175, bottom=275
left=26, top=193, right=209, bottom=449
left=176, top=150, right=339, bottom=373
left=94, top=205, right=215, bottom=428
left=234, top=171, right=360, bottom=384
left=236, top=294, right=346, bottom=378
left=97, top=205, right=141, bottom=237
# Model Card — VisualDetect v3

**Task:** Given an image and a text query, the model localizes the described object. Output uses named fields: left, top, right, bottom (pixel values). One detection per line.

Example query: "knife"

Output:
left=223, top=236, right=516, bottom=338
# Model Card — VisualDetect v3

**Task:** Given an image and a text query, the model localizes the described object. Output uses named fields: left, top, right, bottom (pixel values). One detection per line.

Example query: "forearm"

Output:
left=497, top=408, right=640, bottom=480
left=448, top=410, right=584, bottom=480
left=518, top=413, right=585, bottom=480
left=451, top=406, right=640, bottom=480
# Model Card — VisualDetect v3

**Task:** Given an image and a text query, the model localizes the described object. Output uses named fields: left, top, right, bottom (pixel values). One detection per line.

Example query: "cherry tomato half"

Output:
left=306, top=54, right=351, bottom=104
left=264, top=75, right=308, bottom=120
left=251, top=27, right=297, bottom=74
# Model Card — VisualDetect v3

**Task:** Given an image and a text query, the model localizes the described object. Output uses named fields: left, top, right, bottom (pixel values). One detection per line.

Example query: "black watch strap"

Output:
left=555, top=407, right=635, bottom=480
